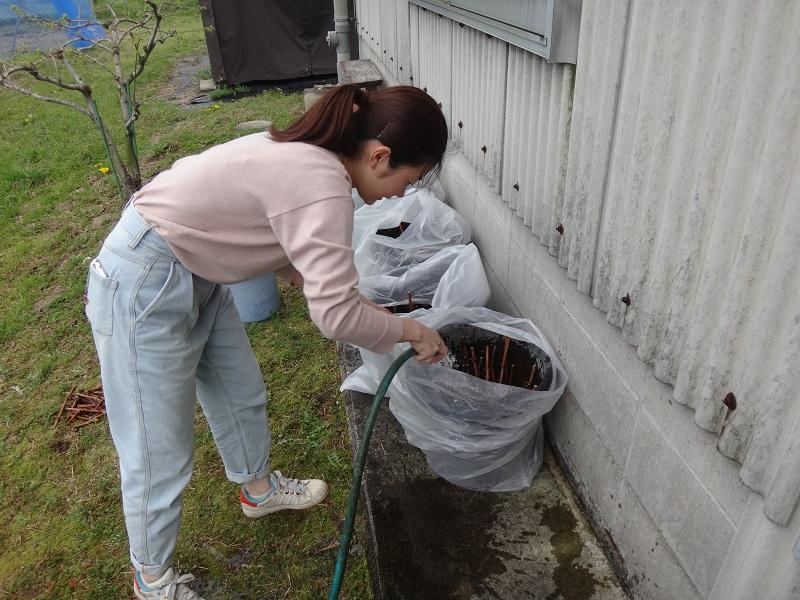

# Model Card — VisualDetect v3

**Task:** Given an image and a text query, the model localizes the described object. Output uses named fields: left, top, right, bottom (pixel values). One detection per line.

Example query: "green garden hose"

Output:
left=328, top=347, right=417, bottom=600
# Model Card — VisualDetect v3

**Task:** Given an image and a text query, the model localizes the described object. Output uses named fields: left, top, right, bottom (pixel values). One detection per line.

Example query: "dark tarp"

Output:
left=199, top=0, right=336, bottom=85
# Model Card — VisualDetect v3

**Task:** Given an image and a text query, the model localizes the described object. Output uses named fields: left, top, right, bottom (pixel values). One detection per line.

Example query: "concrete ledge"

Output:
left=338, top=343, right=628, bottom=599
left=337, top=58, right=383, bottom=88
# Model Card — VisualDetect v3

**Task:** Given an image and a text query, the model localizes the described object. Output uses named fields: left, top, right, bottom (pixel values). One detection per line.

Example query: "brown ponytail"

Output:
left=269, top=84, right=448, bottom=175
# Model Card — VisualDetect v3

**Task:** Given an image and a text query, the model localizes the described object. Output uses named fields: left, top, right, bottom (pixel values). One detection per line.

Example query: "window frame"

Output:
left=409, top=0, right=581, bottom=64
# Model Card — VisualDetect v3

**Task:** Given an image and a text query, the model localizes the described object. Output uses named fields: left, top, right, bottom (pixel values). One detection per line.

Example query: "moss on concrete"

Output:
left=542, top=502, right=602, bottom=600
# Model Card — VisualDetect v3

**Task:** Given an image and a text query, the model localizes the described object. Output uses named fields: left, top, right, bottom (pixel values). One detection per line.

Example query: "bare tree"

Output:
left=0, top=2, right=175, bottom=199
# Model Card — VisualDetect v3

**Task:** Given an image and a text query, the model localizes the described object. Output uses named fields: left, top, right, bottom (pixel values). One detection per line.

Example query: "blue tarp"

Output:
left=0, top=0, right=105, bottom=56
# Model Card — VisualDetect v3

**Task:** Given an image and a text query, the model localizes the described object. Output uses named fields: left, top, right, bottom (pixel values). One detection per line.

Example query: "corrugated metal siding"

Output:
left=451, top=23, right=508, bottom=192
left=559, top=0, right=631, bottom=290
left=355, top=0, right=410, bottom=83
left=395, top=0, right=413, bottom=85
left=572, top=0, right=800, bottom=526
left=415, top=8, right=453, bottom=127
left=355, top=0, right=800, bottom=526
left=409, top=3, right=419, bottom=86
left=354, top=0, right=374, bottom=57
left=501, top=45, right=573, bottom=252
left=379, top=0, right=398, bottom=81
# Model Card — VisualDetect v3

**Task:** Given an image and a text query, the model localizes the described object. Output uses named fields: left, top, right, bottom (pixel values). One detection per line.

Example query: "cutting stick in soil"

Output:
left=437, top=324, right=553, bottom=390
left=382, top=290, right=432, bottom=314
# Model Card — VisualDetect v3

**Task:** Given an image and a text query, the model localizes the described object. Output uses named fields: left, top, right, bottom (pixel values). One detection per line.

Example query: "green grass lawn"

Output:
left=0, top=3, right=371, bottom=598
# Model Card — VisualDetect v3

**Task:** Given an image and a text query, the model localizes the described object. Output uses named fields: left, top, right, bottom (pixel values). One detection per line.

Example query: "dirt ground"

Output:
left=156, top=52, right=212, bottom=105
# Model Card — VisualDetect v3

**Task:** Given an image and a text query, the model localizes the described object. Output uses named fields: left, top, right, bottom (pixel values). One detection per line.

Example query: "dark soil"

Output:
left=376, top=222, right=411, bottom=238
left=438, top=323, right=554, bottom=390
left=387, top=302, right=431, bottom=314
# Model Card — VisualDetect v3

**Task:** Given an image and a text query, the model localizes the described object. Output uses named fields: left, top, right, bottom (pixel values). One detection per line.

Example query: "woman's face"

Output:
left=348, top=140, right=428, bottom=204
left=359, top=163, right=426, bottom=204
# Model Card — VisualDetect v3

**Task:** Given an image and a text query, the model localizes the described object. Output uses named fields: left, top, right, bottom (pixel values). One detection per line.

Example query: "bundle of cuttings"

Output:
left=439, top=324, right=553, bottom=390
left=53, top=384, right=105, bottom=429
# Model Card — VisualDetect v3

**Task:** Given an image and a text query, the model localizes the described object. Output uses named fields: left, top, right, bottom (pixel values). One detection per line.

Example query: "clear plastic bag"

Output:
left=430, top=244, right=490, bottom=310
left=342, top=243, right=490, bottom=392
left=342, top=307, right=567, bottom=492
left=360, top=243, right=489, bottom=309
left=352, top=187, right=471, bottom=280
left=351, top=181, right=447, bottom=210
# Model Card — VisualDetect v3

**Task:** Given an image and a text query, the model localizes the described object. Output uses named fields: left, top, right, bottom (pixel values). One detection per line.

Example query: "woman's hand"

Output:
left=400, top=319, right=448, bottom=364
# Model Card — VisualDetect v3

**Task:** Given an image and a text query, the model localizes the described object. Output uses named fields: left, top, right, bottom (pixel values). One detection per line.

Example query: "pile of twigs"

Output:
left=53, top=384, right=105, bottom=429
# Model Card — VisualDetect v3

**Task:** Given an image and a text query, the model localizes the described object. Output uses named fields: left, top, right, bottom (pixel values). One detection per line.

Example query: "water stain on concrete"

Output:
left=370, top=477, right=506, bottom=599
left=541, top=502, right=602, bottom=600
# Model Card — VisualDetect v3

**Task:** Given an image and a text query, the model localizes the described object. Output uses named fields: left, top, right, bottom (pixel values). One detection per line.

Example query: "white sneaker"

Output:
left=133, top=567, right=204, bottom=600
left=240, top=470, right=328, bottom=518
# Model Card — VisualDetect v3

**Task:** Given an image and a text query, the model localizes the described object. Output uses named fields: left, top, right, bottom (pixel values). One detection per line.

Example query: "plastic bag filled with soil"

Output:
left=341, top=307, right=567, bottom=492
left=360, top=243, right=489, bottom=310
left=352, top=187, right=470, bottom=280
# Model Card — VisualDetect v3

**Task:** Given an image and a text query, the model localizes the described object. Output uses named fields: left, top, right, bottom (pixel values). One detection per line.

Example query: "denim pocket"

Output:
left=86, top=259, right=118, bottom=336
left=135, top=260, right=177, bottom=323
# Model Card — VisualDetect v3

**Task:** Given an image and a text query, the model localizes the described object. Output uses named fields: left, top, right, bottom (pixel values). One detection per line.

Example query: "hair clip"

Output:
left=376, top=121, right=393, bottom=140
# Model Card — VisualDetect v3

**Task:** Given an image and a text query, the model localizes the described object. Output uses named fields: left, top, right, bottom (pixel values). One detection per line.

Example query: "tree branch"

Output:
left=127, top=1, right=164, bottom=85
left=58, top=52, right=90, bottom=92
left=73, top=49, right=116, bottom=77
left=0, top=80, right=92, bottom=118
left=0, top=62, right=31, bottom=78
left=22, top=61, right=87, bottom=92
left=50, top=53, right=60, bottom=80
left=73, top=35, right=116, bottom=54
left=124, top=109, right=140, bottom=129
left=117, top=15, right=152, bottom=45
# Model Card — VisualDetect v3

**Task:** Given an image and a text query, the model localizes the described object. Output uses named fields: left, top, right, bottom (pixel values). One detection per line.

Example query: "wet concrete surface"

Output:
left=339, top=344, right=629, bottom=600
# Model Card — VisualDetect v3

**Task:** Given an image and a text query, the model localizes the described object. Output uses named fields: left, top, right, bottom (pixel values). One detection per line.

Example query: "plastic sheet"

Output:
left=342, top=307, right=568, bottom=491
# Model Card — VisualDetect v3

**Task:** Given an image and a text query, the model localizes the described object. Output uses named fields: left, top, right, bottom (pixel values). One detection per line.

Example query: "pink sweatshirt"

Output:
left=133, top=133, right=404, bottom=353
